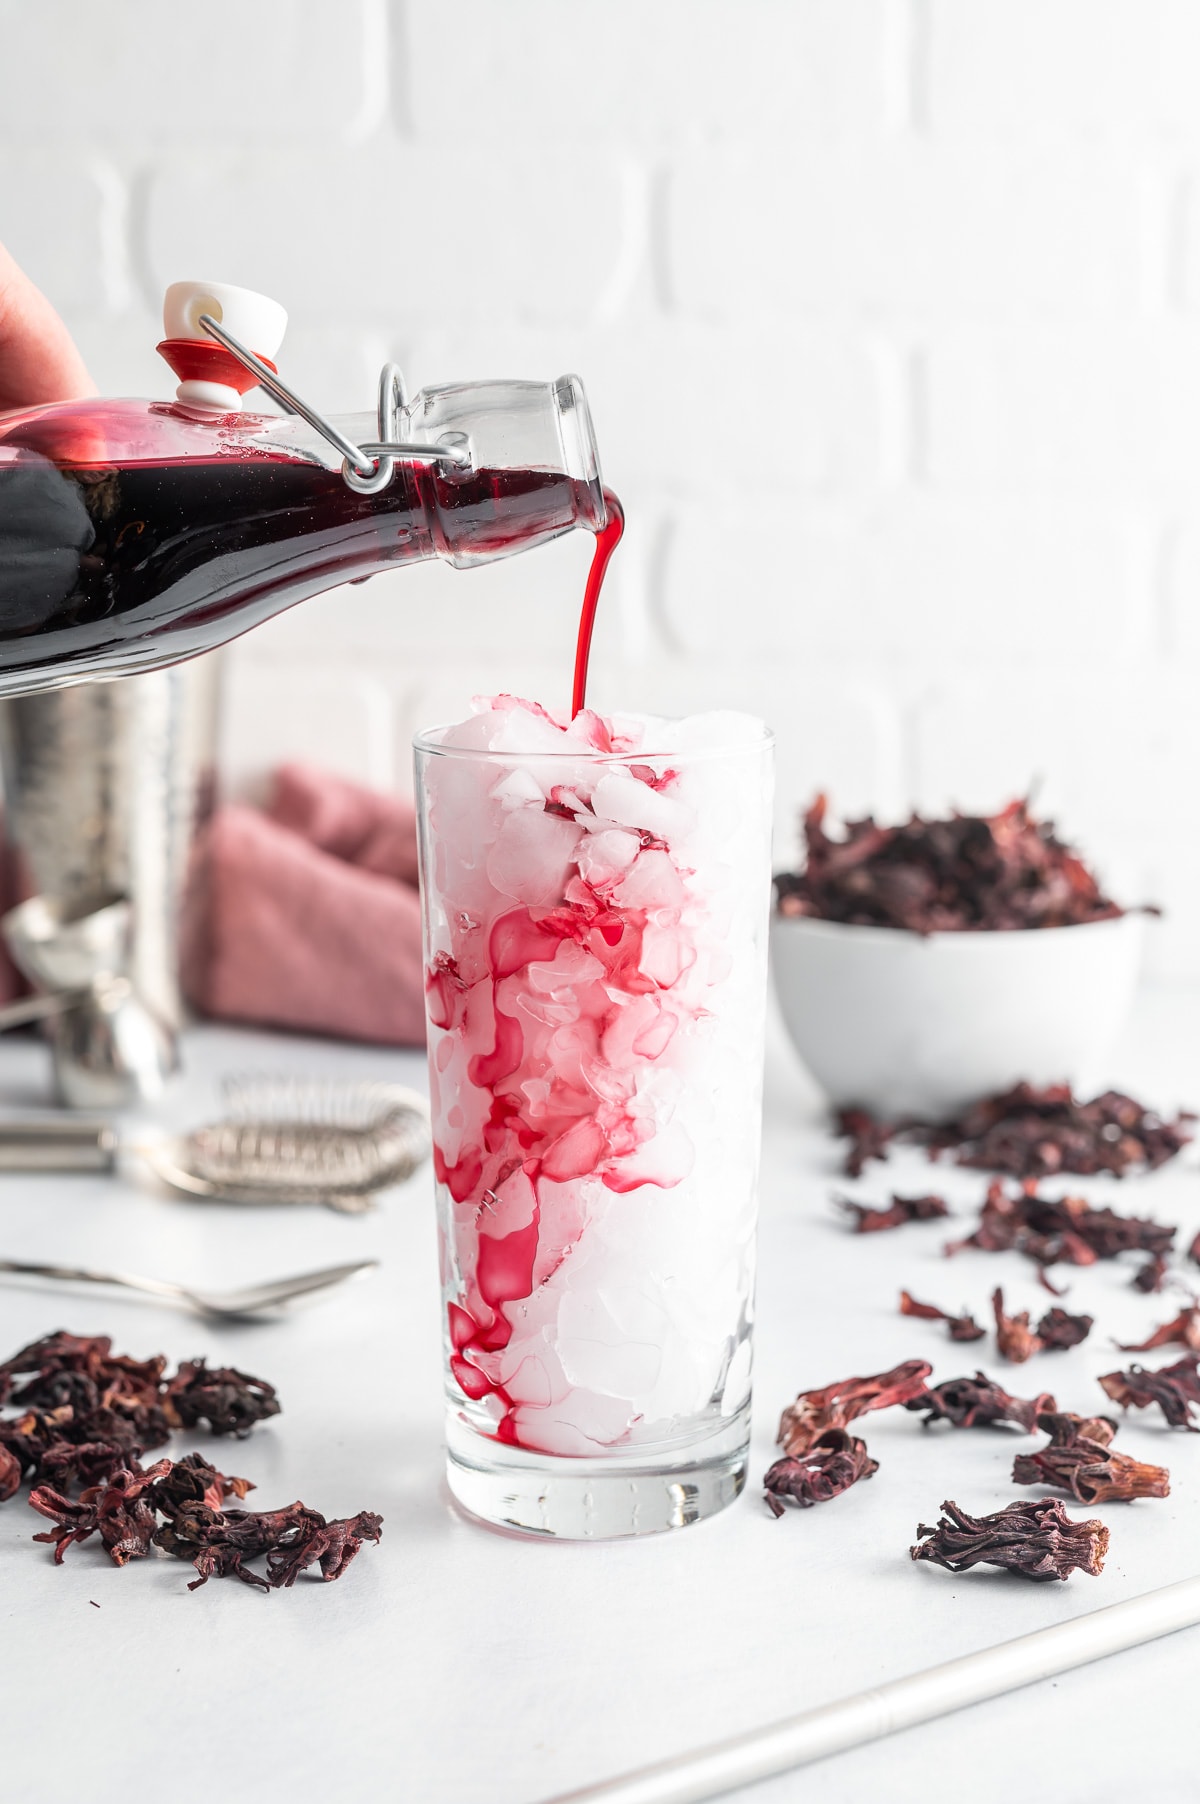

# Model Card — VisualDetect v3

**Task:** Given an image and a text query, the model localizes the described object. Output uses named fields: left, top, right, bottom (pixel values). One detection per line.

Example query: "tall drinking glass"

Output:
left=414, top=713, right=773, bottom=1538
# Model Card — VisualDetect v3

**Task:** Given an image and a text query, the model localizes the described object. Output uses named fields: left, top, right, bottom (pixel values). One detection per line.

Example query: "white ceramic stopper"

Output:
left=161, top=280, right=288, bottom=410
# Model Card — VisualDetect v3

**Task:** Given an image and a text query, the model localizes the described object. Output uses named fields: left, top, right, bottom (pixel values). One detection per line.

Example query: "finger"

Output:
left=0, top=242, right=95, bottom=411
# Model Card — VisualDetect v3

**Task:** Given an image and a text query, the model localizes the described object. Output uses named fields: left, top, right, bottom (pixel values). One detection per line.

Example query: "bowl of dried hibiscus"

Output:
left=771, top=796, right=1146, bottom=1118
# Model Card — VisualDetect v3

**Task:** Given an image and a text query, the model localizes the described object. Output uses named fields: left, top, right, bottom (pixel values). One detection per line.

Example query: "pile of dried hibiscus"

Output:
left=784, top=1058, right=1200, bottom=1575
left=837, top=1083, right=1191, bottom=1182
left=769, top=858, right=1198, bottom=1582
left=0, top=1329, right=380, bottom=1592
left=775, top=795, right=1127, bottom=934
left=839, top=1161, right=1180, bottom=1298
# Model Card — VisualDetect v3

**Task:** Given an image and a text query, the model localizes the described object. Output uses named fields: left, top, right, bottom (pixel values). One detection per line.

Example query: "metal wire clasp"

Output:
left=197, top=314, right=470, bottom=493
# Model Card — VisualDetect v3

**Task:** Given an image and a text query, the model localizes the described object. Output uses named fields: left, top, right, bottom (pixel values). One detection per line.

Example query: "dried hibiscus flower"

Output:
left=1041, top=1410, right=1119, bottom=1445
left=1012, top=1412, right=1169, bottom=1505
left=911, top=1497, right=1109, bottom=1581
left=149, top=1452, right=255, bottom=1518
left=776, top=796, right=1124, bottom=934
left=992, top=1288, right=1043, bottom=1363
left=34, top=1437, right=147, bottom=1493
left=835, top=1109, right=898, bottom=1178
left=162, top=1360, right=280, bottom=1438
left=29, top=1457, right=172, bottom=1566
left=1115, top=1305, right=1200, bottom=1354
left=930, top=1086, right=1188, bottom=1180
left=990, top=1289, right=1093, bottom=1361
left=0, top=1407, right=72, bottom=1489
left=29, top=1452, right=379, bottom=1592
left=1036, top=1306, right=1093, bottom=1351
left=153, top=1498, right=383, bottom=1592
left=0, top=1329, right=280, bottom=1505
left=837, top=1084, right=1190, bottom=1182
left=945, top=1179, right=1091, bottom=1276
left=945, top=1177, right=1174, bottom=1282
left=1099, top=1355, right=1200, bottom=1430
left=1132, top=1254, right=1170, bottom=1294
left=265, top=1509, right=384, bottom=1589
left=0, top=1330, right=170, bottom=1454
left=27, top=1451, right=255, bottom=1568
left=837, top=1193, right=949, bottom=1233
left=777, top=1359, right=932, bottom=1457
left=899, top=1291, right=985, bottom=1342
left=1032, top=1193, right=1174, bottom=1261
left=905, top=1371, right=1055, bottom=1431
left=763, top=1430, right=878, bottom=1516
left=0, top=1440, right=21, bottom=1501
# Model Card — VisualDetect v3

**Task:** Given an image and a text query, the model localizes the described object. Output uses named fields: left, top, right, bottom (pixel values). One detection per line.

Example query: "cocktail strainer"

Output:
left=0, top=1076, right=431, bottom=1213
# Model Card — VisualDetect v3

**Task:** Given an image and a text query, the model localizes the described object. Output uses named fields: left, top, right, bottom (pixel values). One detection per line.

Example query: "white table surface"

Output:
left=2, top=989, right=1199, bottom=1804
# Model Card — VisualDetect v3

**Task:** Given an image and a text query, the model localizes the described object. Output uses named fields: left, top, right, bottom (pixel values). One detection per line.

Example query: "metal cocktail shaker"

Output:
left=0, top=656, right=221, bottom=1106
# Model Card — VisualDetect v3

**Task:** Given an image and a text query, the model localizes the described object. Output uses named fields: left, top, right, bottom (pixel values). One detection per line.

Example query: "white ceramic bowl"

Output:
left=770, top=912, right=1144, bottom=1118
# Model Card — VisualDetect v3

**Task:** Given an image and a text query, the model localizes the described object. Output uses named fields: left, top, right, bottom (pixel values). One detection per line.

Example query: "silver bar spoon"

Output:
left=0, top=1256, right=378, bottom=1321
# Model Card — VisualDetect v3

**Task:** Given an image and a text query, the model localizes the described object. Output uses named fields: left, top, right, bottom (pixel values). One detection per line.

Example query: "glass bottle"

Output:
left=0, top=281, right=605, bottom=697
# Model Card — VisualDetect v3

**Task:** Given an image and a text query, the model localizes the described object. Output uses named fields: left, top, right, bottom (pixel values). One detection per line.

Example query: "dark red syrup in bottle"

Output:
left=0, top=444, right=598, bottom=689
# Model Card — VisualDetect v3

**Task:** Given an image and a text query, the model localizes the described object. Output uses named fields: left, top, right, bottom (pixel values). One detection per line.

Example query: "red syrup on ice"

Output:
left=423, top=493, right=651, bottom=1446
left=571, top=487, right=624, bottom=717
left=431, top=848, right=690, bottom=1446
left=0, top=443, right=597, bottom=686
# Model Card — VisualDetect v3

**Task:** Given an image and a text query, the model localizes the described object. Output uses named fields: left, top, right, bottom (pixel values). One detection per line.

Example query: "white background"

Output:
left=4, top=0, right=1200, bottom=973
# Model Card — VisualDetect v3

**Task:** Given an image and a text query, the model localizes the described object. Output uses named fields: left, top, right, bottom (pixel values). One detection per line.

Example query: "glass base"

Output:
left=445, top=1405, right=750, bottom=1540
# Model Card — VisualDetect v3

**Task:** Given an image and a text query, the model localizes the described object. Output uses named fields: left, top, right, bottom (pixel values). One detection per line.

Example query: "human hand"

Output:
left=0, top=241, right=94, bottom=411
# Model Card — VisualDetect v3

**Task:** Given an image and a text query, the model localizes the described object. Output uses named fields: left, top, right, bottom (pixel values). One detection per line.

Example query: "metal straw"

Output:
left=536, top=1574, right=1200, bottom=1804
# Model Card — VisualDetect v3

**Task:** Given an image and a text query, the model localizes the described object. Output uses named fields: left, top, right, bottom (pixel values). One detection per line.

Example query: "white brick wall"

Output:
left=4, top=0, right=1200, bottom=971
left=671, top=143, right=1147, bottom=321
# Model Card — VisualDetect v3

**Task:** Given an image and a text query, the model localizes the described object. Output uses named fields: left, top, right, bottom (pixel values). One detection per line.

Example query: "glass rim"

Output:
left=412, top=718, right=775, bottom=764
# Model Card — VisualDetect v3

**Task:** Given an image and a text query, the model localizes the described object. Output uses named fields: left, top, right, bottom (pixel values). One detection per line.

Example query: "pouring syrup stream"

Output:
left=571, top=488, right=624, bottom=717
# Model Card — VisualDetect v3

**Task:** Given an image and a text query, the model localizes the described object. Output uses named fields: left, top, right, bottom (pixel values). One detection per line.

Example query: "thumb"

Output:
left=0, top=242, right=95, bottom=411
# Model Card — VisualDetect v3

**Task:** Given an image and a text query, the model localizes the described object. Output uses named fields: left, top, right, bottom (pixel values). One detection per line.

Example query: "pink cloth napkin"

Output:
left=183, top=764, right=426, bottom=1046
